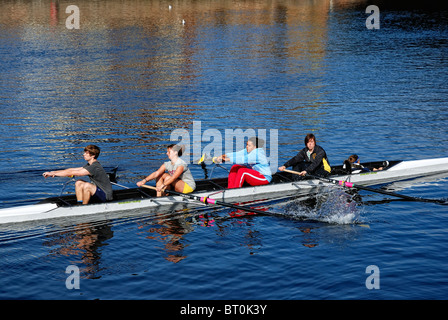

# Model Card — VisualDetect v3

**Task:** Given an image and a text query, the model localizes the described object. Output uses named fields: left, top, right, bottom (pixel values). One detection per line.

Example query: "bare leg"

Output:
left=75, top=180, right=84, bottom=202
left=156, top=173, right=170, bottom=197
left=75, top=180, right=97, bottom=204
left=155, top=175, right=185, bottom=196
left=171, top=179, right=185, bottom=193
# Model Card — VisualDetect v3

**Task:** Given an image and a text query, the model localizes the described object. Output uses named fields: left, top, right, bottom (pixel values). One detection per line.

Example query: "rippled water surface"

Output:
left=1, top=0, right=448, bottom=301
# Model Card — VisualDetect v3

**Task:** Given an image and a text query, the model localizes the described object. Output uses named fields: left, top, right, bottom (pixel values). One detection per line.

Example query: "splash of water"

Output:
left=280, top=187, right=363, bottom=224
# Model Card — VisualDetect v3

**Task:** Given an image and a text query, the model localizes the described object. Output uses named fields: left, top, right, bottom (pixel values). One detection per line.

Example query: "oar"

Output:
left=196, top=153, right=209, bottom=179
left=111, top=181, right=152, bottom=198
left=140, top=185, right=272, bottom=215
left=282, top=169, right=447, bottom=205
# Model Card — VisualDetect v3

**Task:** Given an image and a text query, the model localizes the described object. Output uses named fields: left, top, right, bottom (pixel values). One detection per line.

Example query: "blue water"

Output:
left=1, top=0, right=448, bottom=302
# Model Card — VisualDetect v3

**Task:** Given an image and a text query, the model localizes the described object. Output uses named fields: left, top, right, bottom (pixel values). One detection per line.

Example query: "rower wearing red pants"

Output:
left=216, top=137, right=272, bottom=189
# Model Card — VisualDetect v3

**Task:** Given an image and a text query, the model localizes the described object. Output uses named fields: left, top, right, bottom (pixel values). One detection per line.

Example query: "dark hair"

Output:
left=84, top=145, right=100, bottom=159
left=167, top=144, right=185, bottom=157
left=248, top=137, right=264, bottom=148
left=348, top=154, right=359, bottom=163
left=304, top=133, right=316, bottom=145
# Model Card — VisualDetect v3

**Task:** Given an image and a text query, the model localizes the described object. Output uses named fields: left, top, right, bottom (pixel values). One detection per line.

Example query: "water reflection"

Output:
left=137, top=212, right=194, bottom=263
left=44, top=222, right=113, bottom=278
left=0, top=0, right=342, bottom=134
left=38, top=201, right=363, bottom=277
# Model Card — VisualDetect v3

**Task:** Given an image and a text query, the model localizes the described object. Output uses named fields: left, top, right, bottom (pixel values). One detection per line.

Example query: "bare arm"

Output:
left=137, top=164, right=166, bottom=187
left=43, top=167, right=89, bottom=178
left=215, top=154, right=230, bottom=163
left=161, top=166, right=183, bottom=186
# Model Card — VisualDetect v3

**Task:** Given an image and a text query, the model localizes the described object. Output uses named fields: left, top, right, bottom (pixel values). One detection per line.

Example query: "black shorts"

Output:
left=92, top=186, right=107, bottom=202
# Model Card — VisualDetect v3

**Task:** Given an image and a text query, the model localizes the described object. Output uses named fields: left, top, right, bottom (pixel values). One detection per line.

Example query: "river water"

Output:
left=0, top=0, right=448, bottom=302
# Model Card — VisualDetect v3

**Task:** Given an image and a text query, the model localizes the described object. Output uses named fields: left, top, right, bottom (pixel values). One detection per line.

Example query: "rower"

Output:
left=215, top=137, right=272, bottom=189
left=278, top=133, right=331, bottom=179
left=137, top=144, right=196, bottom=197
left=43, top=145, right=113, bottom=205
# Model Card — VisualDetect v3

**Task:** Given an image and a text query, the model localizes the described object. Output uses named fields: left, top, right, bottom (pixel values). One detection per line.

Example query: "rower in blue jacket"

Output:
left=216, top=137, right=272, bottom=188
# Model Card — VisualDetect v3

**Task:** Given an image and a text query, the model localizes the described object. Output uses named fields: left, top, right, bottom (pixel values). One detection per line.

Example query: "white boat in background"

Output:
left=1, top=157, right=448, bottom=225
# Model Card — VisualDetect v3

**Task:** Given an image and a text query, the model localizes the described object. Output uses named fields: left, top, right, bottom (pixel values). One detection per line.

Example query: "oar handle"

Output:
left=140, top=184, right=156, bottom=191
left=282, top=169, right=300, bottom=175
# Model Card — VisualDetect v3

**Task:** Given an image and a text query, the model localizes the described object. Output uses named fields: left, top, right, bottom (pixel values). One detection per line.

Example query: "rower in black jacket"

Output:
left=278, top=133, right=331, bottom=178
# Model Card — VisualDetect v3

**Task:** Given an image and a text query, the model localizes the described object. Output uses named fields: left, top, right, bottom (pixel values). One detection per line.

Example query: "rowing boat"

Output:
left=1, top=157, right=448, bottom=225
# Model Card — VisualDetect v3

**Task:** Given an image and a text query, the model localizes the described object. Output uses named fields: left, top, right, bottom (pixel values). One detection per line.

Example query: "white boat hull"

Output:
left=0, top=181, right=319, bottom=225
left=1, top=157, right=448, bottom=225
